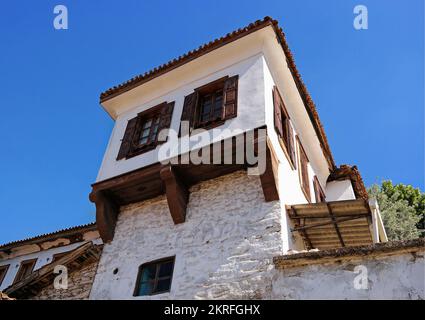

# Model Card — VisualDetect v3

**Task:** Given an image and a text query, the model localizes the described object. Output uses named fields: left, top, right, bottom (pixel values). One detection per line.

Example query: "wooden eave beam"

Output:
left=91, top=162, right=162, bottom=191
left=160, top=165, right=189, bottom=224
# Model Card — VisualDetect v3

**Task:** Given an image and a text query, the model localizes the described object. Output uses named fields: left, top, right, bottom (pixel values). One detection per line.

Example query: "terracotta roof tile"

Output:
left=0, top=222, right=97, bottom=251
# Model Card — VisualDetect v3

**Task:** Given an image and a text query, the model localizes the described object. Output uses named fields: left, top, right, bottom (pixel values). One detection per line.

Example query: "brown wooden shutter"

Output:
left=222, top=75, right=238, bottom=120
left=313, top=176, right=320, bottom=203
left=287, top=120, right=296, bottom=168
left=273, top=86, right=283, bottom=138
left=157, top=101, right=175, bottom=144
left=313, top=176, right=325, bottom=203
left=116, top=117, right=138, bottom=160
left=179, top=92, right=198, bottom=136
left=299, top=140, right=311, bottom=202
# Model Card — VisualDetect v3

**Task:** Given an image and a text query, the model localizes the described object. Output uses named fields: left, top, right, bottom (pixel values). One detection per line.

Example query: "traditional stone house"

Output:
left=1, top=17, right=423, bottom=300
left=0, top=223, right=102, bottom=299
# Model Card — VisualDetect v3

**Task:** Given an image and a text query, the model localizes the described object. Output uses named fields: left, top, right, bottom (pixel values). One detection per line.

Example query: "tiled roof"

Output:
left=99, top=16, right=336, bottom=170
left=100, top=17, right=276, bottom=102
left=0, top=222, right=97, bottom=251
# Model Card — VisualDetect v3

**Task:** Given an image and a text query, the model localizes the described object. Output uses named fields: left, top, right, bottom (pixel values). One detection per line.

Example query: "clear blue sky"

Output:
left=0, top=0, right=423, bottom=244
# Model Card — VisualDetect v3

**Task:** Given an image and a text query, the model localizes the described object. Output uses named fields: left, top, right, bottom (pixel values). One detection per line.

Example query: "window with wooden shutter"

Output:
left=116, top=117, right=138, bottom=160
left=0, top=264, right=9, bottom=286
left=222, top=75, right=238, bottom=120
left=287, top=121, right=296, bottom=168
left=313, top=175, right=326, bottom=203
left=273, top=86, right=296, bottom=169
left=179, top=75, right=238, bottom=135
left=157, top=101, right=175, bottom=144
left=273, top=89, right=283, bottom=137
left=298, top=137, right=311, bottom=202
left=116, top=101, right=175, bottom=160
left=179, top=92, right=198, bottom=136
left=13, top=259, right=37, bottom=284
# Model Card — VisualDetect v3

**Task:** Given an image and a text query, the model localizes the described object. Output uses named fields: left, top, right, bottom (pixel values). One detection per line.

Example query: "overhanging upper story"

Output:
left=96, top=17, right=333, bottom=184
left=90, top=17, right=372, bottom=243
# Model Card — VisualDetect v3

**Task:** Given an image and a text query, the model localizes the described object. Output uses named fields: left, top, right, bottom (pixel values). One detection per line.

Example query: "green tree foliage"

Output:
left=368, top=181, right=424, bottom=241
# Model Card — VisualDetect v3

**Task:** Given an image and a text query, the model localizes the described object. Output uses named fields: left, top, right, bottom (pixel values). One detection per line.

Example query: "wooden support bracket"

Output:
left=160, top=165, right=189, bottom=224
left=89, top=190, right=118, bottom=243
left=259, top=143, right=279, bottom=202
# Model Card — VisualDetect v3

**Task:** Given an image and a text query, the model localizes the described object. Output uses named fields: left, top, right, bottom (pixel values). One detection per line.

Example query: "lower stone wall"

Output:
left=30, top=261, right=99, bottom=300
left=90, top=171, right=283, bottom=299
left=87, top=168, right=424, bottom=300
left=271, top=245, right=424, bottom=300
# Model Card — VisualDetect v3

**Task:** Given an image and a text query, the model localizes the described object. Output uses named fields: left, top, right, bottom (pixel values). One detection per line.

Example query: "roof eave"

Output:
left=0, top=222, right=97, bottom=252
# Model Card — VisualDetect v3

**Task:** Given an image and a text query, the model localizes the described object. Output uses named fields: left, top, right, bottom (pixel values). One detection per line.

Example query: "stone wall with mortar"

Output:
left=30, top=261, right=99, bottom=300
left=90, top=171, right=283, bottom=299
left=271, top=249, right=424, bottom=300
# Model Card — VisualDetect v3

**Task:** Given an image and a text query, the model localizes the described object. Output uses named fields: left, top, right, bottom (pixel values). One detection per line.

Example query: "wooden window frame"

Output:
left=128, top=104, right=165, bottom=158
left=273, top=86, right=296, bottom=170
left=52, top=252, right=68, bottom=263
left=297, top=137, right=311, bottom=203
left=0, top=264, right=10, bottom=286
left=117, top=101, right=175, bottom=160
left=191, top=76, right=228, bottom=130
left=313, top=175, right=326, bottom=203
left=13, top=258, right=37, bottom=284
left=180, top=75, right=238, bottom=136
left=133, top=256, right=175, bottom=296
left=195, top=77, right=227, bottom=129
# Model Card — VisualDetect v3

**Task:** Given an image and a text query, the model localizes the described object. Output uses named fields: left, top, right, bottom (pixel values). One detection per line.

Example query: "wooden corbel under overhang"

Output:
left=160, top=165, right=189, bottom=224
left=253, top=133, right=279, bottom=202
left=89, top=190, right=119, bottom=243
left=259, top=142, right=279, bottom=202
left=89, top=127, right=279, bottom=243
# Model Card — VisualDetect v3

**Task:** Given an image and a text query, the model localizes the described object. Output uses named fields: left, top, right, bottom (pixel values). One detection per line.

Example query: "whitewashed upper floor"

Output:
left=95, top=23, right=353, bottom=205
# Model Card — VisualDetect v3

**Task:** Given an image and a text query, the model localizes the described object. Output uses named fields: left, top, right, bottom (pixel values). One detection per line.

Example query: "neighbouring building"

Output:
left=0, top=224, right=102, bottom=299
left=1, top=17, right=423, bottom=300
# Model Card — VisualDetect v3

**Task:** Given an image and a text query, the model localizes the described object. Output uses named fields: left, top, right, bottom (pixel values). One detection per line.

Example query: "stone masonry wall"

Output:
left=271, top=251, right=424, bottom=300
left=31, top=261, right=99, bottom=300
left=90, top=171, right=283, bottom=299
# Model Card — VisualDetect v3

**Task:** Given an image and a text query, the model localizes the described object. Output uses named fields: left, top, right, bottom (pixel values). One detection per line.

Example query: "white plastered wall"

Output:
left=262, top=54, right=330, bottom=251
left=96, top=29, right=271, bottom=182
left=95, top=26, right=332, bottom=187
left=325, top=180, right=356, bottom=201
